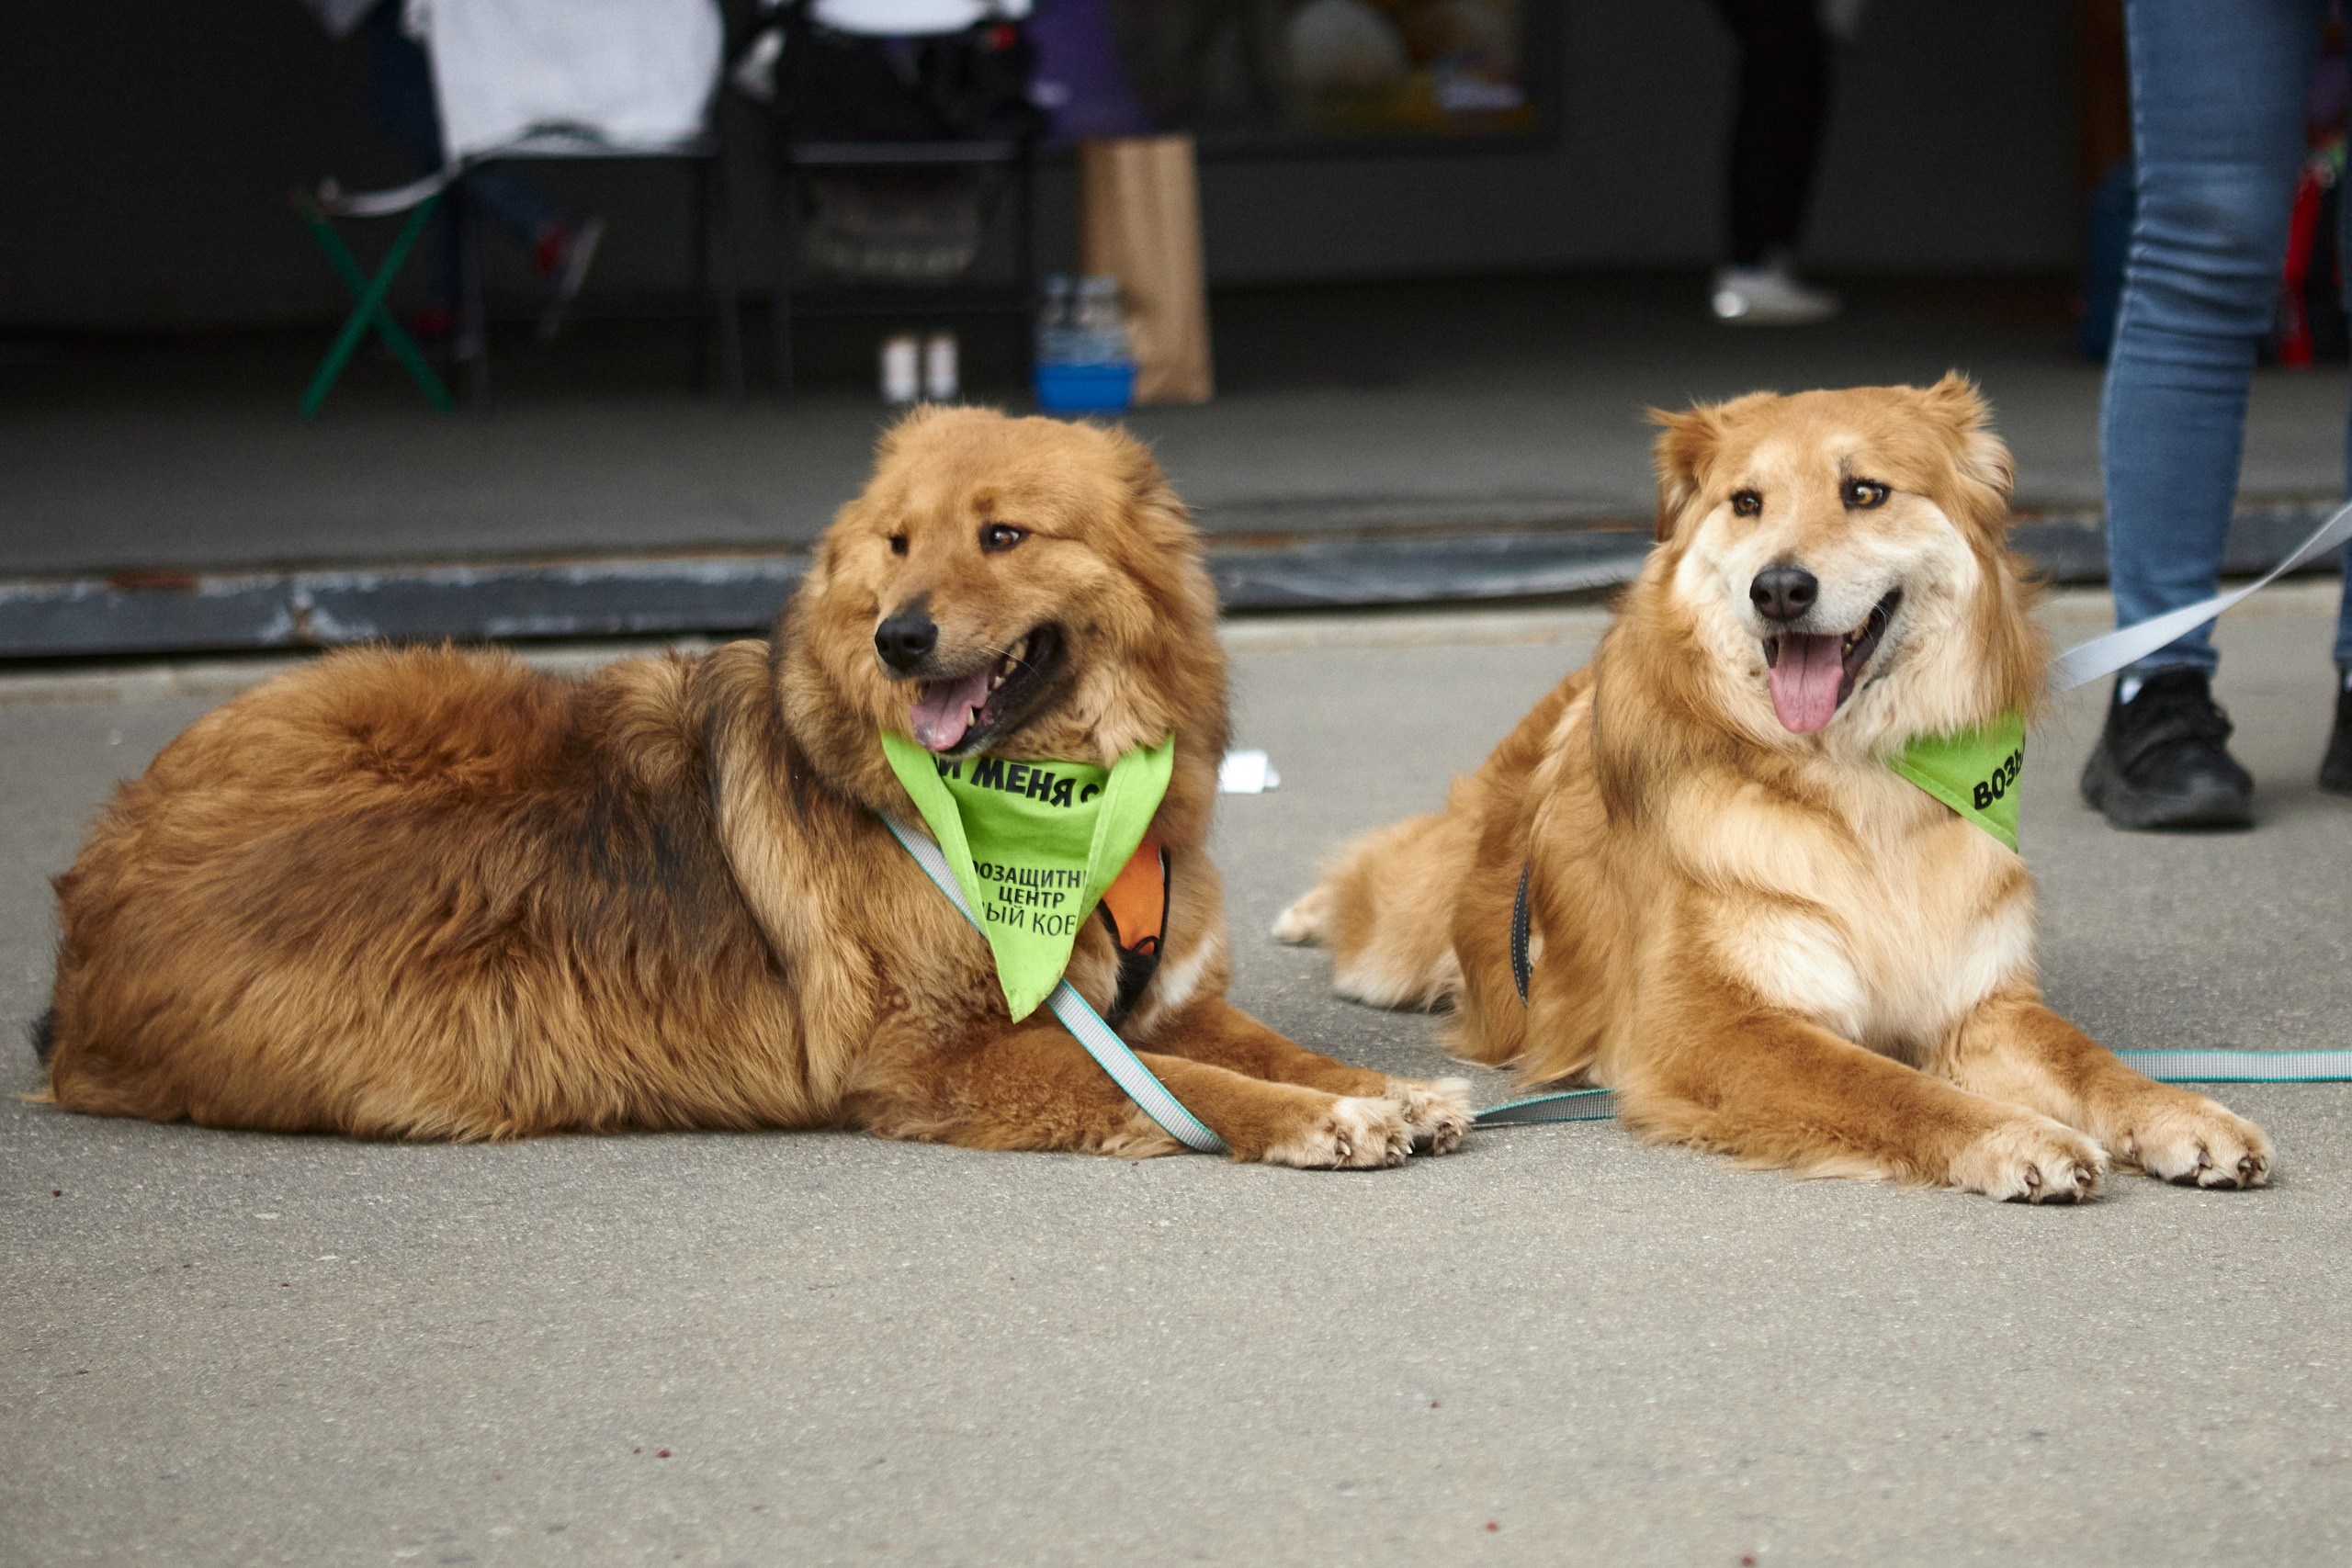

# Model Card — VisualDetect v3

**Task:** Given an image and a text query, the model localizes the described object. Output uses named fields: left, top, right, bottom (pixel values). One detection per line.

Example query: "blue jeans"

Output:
left=361, top=2, right=560, bottom=307
left=2102, top=0, right=2352, bottom=676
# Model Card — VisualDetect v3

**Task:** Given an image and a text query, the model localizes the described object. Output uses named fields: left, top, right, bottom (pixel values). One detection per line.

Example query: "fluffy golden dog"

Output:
left=1278, top=377, right=2273, bottom=1200
left=39, top=407, right=1469, bottom=1167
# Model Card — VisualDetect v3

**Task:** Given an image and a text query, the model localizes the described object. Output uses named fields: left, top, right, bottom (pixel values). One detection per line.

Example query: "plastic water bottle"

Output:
left=1033, top=274, right=1135, bottom=412
left=1035, top=276, right=1080, bottom=367
left=1073, top=276, right=1133, bottom=367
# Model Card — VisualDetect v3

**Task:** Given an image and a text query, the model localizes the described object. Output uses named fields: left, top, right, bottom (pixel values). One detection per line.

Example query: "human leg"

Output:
left=359, top=1, right=578, bottom=322
left=360, top=3, right=462, bottom=309
left=1705, top=0, right=1838, bottom=323
left=1710, top=0, right=1829, bottom=266
left=2336, top=196, right=2352, bottom=684
left=2100, top=0, right=2322, bottom=678
left=2084, top=0, right=2323, bottom=827
left=2325, top=385, right=2352, bottom=786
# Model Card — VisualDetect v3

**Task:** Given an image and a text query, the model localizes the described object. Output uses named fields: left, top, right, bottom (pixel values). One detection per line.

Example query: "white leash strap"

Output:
left=2052, top=501, right=2352, bottom=691
left=881, top=816, right=1228, bottom=1155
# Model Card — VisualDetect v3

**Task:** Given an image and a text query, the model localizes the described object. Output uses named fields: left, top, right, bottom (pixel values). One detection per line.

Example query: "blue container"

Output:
left=1033, top=361, right=1135, bottom=413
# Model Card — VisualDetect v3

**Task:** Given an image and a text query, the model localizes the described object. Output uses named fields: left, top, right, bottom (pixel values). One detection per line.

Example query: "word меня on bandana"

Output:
left=881, top=732, right=1176, bottom=1018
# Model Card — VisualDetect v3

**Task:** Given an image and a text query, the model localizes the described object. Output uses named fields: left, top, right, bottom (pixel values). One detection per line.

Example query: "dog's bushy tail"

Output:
left=1274, top=806, right=1470, bottom=1011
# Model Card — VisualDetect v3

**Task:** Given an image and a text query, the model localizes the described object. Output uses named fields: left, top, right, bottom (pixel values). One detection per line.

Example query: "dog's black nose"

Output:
left=1749, top=565, right=1819, bottom=624
left=874, top=607, right=939, bottom=672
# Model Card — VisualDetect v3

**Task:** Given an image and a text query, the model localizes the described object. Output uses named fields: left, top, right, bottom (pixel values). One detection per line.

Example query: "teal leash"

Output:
left=1472, top=1052, right=2352, bottom=1130
left=1475, top=1089, right=1618, bottom=1127
left=882, top=814, right=1229, bottom=1156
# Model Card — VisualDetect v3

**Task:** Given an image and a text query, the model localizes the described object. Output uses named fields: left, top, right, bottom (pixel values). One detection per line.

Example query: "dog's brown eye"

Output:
left=1844, top=479, right=1890, bottom=509
left=888, top=534, right=909, bottom=557
left=1731, top=489, right=1762, bottom=517
left=979, top=523, right=1027, bottom=553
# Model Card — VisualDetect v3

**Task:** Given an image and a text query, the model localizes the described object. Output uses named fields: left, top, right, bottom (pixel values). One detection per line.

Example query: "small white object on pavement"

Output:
left=1218, top=750, right=1280, bottom=794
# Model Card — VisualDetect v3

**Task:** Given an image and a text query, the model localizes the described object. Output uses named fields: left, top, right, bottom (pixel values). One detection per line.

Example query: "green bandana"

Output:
left=881, top=730, right=1178, bottom=1020
left=1886, top=711, right=2027, bottom=852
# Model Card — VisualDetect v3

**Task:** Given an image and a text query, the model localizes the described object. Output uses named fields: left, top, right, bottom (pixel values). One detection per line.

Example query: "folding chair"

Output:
left=293, top=182, right=457, bottom=420
left=296, top=0, right=741, bottom=415
left=760, top=0, right=1043, bottom=401
left=449, top=130, right=744, bottom=406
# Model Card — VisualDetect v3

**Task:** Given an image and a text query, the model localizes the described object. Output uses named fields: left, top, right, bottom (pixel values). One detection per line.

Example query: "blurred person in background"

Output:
left=1704, top=0, right=1851, bottom=325
left=302, top=0, right=605, bottom=343
left=2080, top=0, right=2352, bottom=830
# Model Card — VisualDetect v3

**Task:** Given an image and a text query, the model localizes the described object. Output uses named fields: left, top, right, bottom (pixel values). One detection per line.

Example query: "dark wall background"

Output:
left=0, top=1, right=2077, bottom=328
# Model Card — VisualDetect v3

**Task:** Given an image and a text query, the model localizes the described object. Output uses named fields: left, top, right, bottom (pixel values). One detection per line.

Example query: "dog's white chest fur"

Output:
left=1670, top=764, right=2035, bottom=1055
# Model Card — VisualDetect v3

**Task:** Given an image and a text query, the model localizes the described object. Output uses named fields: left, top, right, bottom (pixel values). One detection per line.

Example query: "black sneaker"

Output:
left=2322, top=677, right=2352, bottom=795
left=2078, top=669, right=2255, bottom=830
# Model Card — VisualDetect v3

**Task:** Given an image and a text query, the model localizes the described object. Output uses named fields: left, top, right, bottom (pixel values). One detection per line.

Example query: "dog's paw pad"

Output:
left=1385, top=1075, right=1473, bottom=1154
left=2119, top=1099, right=2274, bottom=1189
left=1260, top=1096, right=1412, bottom=1170
left=1953, top=1119, right=2107, bottom=1204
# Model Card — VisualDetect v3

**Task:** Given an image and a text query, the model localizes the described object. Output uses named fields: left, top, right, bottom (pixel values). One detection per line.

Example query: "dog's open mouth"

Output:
left=907, top=625, right=1064, bottom=754
left=1760, top=589, right=1902, bottom=734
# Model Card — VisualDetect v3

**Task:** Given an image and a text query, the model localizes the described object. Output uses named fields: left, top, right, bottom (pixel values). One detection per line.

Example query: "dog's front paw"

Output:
left=1258, top=1096, right=1412, bottom=1170
left=1951, top=1118, right=2107, bottom=1203
left=1384, top=1075, right=1473, bottom=1154
left=2114, top=1096, right=2273, bottom=1189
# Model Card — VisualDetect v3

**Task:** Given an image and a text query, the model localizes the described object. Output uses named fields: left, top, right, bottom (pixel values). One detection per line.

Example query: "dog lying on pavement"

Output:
left=1278, top=377, right=2272, bottom=1200
left=38, top=407, right=1470, bottom=1167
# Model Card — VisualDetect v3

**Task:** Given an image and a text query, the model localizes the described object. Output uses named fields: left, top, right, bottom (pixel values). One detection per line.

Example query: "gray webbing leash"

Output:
left=2052, top=499, right=2352, bottom=689
left=882, top=815, right=1228, bottom=1155
left=1480, top=504, right=2352, bottom=1129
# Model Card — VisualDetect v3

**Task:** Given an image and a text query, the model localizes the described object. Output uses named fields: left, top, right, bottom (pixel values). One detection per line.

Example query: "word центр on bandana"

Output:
left=881, top=732, right=1176, bottom=1019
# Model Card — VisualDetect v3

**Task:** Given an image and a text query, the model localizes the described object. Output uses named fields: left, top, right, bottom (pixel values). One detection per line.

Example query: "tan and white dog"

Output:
left=1278, top=377, right=2274, bottom=1201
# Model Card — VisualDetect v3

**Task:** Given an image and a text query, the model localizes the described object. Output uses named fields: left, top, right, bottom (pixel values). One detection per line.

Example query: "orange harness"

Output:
left=1094, top=835, right=1168, bottom=1025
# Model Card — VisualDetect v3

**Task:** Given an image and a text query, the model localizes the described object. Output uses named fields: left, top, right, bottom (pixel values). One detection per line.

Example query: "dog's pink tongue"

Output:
left=910, top=667, right=994, bottom=752
left=1768, top=634, right=1844, bottom=734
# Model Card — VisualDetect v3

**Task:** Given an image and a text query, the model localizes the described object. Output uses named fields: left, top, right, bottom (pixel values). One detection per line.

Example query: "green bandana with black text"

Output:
left=881, top=730, right=1177, bottom=1021
left=1886, top=711, right=2027, bottom=852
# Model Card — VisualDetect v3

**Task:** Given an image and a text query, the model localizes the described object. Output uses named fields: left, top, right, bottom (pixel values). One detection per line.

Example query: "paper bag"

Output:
left=1079, top=135, right=1214, bottom=404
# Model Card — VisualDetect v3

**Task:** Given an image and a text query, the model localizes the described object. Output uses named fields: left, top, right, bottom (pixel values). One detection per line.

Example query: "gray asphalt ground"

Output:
left=6, top=592, right=2352, bottom=1566
left=8, top=276, right=2349, bottom=575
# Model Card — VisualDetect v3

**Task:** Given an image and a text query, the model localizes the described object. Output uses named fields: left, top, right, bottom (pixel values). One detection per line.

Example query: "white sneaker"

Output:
left=1710, top=259, right=1839, bottom=325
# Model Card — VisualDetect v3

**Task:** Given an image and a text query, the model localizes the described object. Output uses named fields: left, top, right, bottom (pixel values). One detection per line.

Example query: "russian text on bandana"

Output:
left=1887, top=711, right=2026, bottom=852
left=881, top=730, right=1177, bottom=1020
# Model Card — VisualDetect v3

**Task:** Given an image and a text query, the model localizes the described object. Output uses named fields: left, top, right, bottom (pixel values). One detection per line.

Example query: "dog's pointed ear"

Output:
left=1647, top=402, right=1727, bottom=543
left=1096, top=422, right=1190, bottom=536
left=1918, top=371, right=2015, bottom=513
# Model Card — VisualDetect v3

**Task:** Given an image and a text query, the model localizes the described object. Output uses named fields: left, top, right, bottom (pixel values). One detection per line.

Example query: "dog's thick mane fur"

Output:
left=38, top=408, right=1471, bottom=1168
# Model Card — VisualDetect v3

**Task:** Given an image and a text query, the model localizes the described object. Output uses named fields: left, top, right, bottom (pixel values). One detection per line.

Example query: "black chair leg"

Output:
left=689, top=162, right=711, bottom=391
left=456, top=175, right=492, bottom=410
left=771, top=154, right=797, bottom=404
left=707, top=155, right=745, bottom=400
left=1015, top=143, right=1037, bottom=390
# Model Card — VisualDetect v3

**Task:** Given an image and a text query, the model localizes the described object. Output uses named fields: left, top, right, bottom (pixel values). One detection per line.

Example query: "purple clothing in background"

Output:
left=1026, top=0, right=1156, bottom=140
